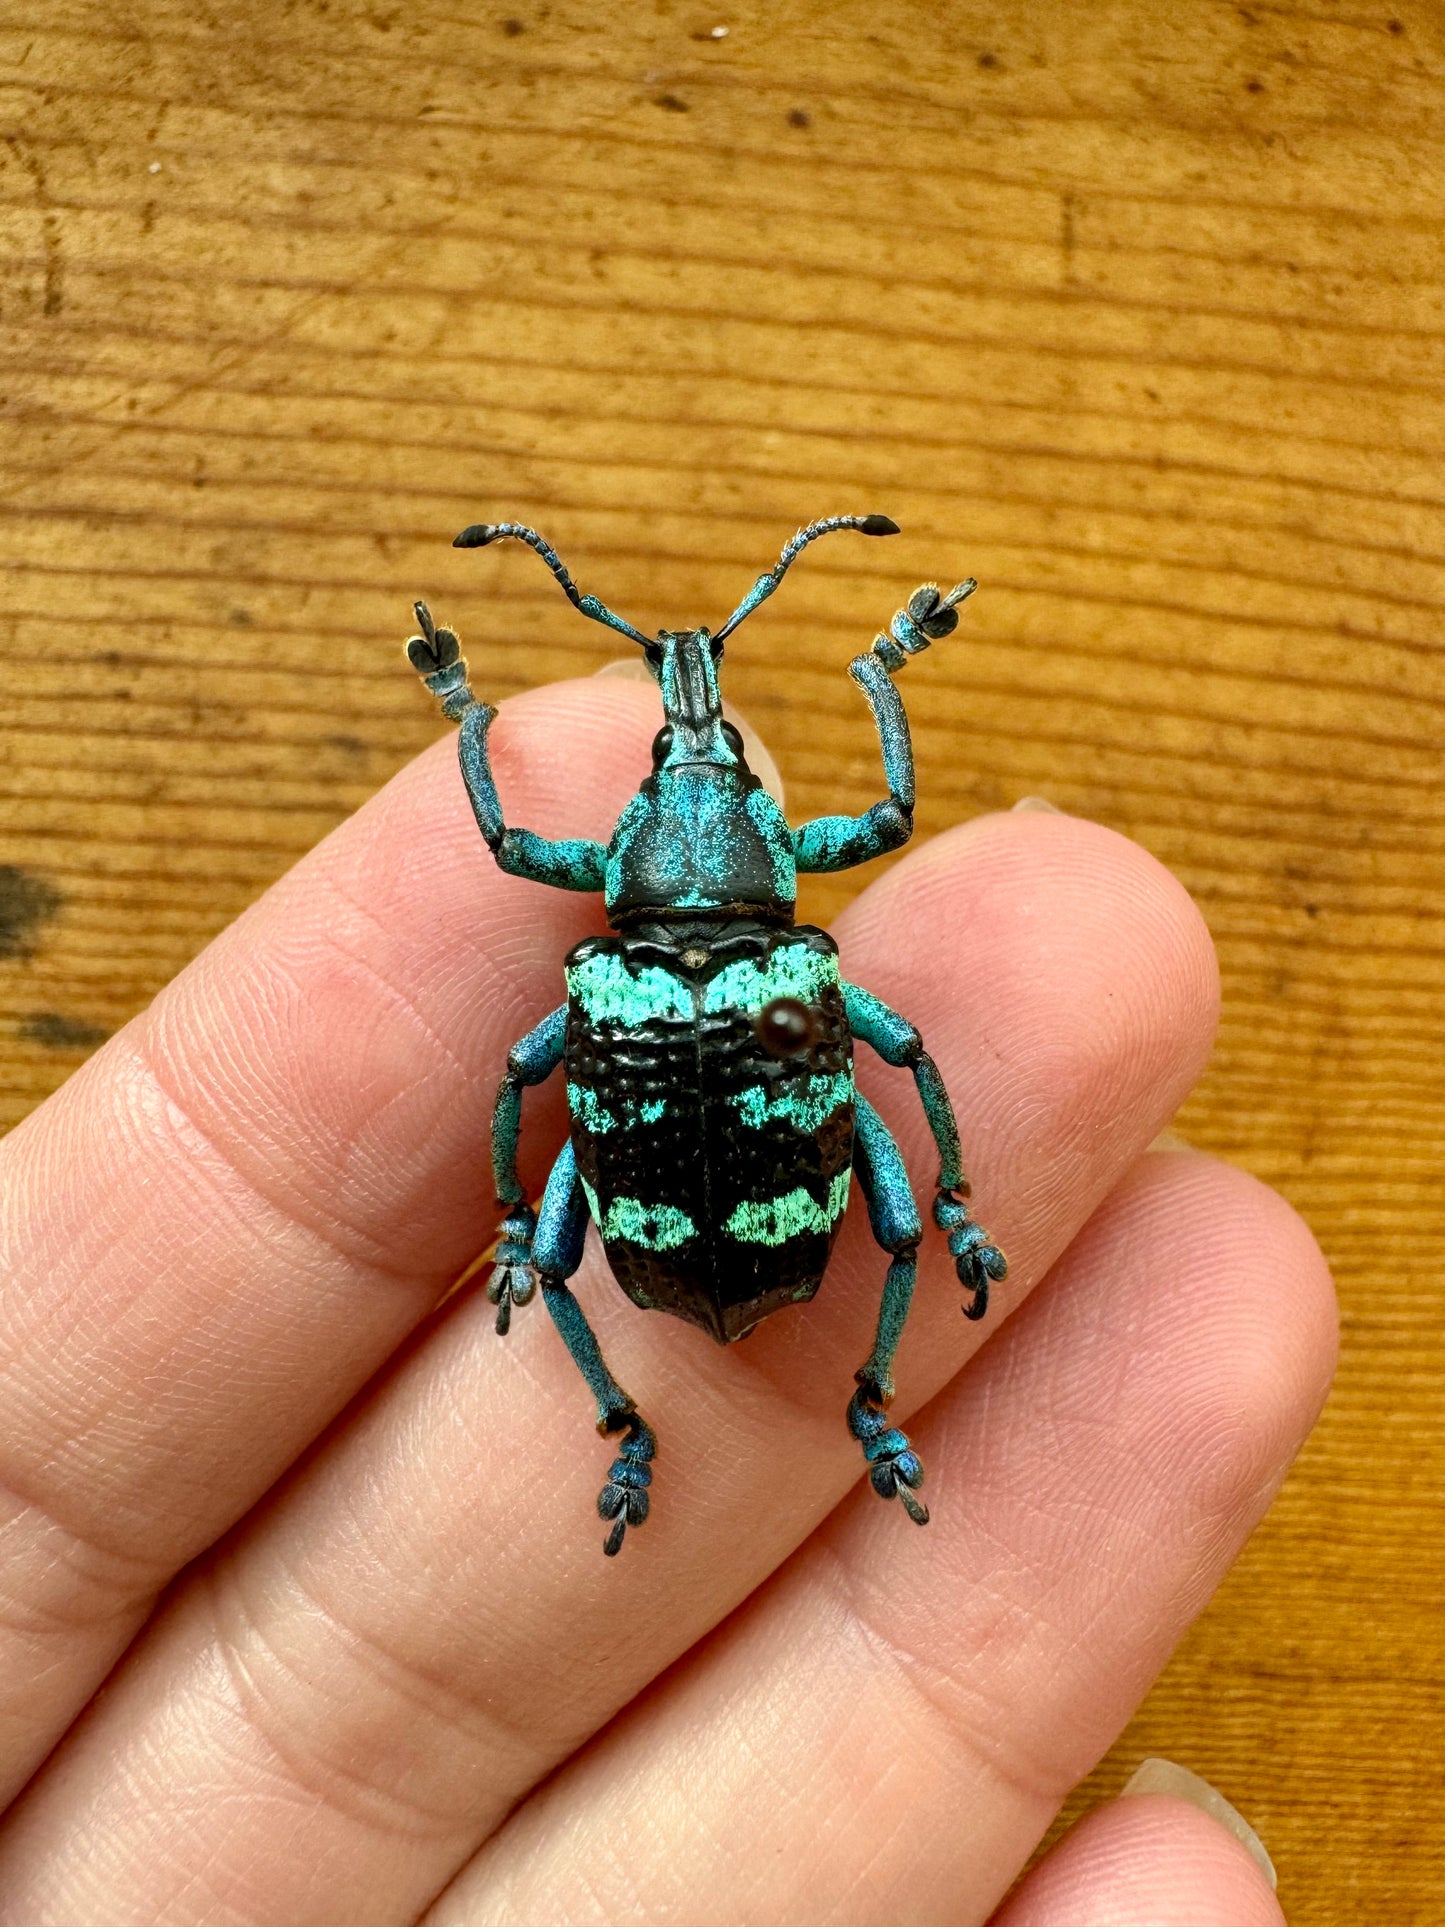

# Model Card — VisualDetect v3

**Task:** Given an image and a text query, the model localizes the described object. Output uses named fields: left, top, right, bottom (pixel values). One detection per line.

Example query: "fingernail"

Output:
left=1122, top=1757, right=1276, bottom=1890
left=1148, top=1127, right=1194, bottom=1152
left=1011, top=794, right=1064, bottom=814
left=592, top=659, right=785, bottom=807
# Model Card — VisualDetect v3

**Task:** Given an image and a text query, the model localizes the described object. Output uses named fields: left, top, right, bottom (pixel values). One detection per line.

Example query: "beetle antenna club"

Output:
left=406, top=514, right=1007, bottom=1557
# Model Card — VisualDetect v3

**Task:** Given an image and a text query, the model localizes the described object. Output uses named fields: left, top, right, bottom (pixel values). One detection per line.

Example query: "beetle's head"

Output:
left=642, top=628, right=741, bottom=771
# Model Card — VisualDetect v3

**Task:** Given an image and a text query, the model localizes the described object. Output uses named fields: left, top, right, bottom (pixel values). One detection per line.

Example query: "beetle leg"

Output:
left=843, top=980, right=1008, bottom=1322
left=848, top=1092, right=929, bottom=1527
left=533, top=1142, right=657, bottom=1557
left=792, top=580, right=974, bottom=875
left=406, top=603, right=607, bottom=893
left=485, top=1005, right=567, bottom=1335
left=792, top=651, right=914, bottom=873
left=458, top=700, right=609, bottom=891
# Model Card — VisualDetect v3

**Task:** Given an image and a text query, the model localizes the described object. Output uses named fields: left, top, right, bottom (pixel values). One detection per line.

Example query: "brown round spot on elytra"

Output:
left=756, top=997, right=816, bottom=1056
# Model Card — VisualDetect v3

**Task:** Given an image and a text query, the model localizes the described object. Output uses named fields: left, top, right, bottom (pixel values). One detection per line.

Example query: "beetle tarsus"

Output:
left=597, top=1413, right=657, bottom=1556
left=933, top=1189, right=1007, bottom=1322
left=487, top=1204, right=539, bottom=1338
left=407, top=601, right=478, bottom=721
left=847, top=1386, right=929, bottom=1528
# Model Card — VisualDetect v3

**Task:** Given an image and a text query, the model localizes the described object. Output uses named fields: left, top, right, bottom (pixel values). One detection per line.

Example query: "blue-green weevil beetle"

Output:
left=407, top=515, right=1007, bottom=1556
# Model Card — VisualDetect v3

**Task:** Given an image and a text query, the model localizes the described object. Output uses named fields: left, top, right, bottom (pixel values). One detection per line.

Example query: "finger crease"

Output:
left=316, top=866, right=547, bottom=1071
left=0, top=1459, right=167, bottom=1638
left=126, top=1029, right=449, bottom=1297
left=816, top=1541, right=1067, bottom=1820
left=201, top=1557, right=557, bottom=1847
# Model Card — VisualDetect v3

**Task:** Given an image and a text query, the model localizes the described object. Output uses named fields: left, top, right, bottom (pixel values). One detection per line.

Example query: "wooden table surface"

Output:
left=2, top=2, right=1441, bottom=1919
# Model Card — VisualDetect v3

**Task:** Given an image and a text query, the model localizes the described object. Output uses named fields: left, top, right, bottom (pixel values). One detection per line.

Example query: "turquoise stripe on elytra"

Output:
left=701, top=943, right=838, bottom=1017
left=570, top=940, right=834, bottom=1030
left=567, top=949, right=692, bottom=1027
left=601, top=1195, right=698, bottom=1251
left=734, top=1068, right=853, bottom=1133
left=567, top=1084, right=672, bottom=1134
left=723, top=1168, right=851, bottom=1245
left=567, top=1083, right=618, bottom=1133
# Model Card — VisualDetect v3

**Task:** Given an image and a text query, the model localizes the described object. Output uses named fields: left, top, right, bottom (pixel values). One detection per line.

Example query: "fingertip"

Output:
left=1122, top=1758, right=1275, bottom=1888
left=376, top=672, right=659, bottom=852
left=930, top=806, right=1219, bottom=1036
left=488, top=673, right=660, bottom=815
left=838, top=1142, right=1342, bottom=1853
left=844, top=807, right=1220, bottom=1079
left=1009, top=1147, right=1337, bottom=1577
left=992, top=1792, right=1286, bottom=1927
left=832, top=810, right=1222, bottom=1304
left=1124, top=1149, right=1340, bottom=1514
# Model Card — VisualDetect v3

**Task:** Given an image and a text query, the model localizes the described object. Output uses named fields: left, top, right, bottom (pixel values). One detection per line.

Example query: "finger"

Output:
left=0, top=673, right=659, bottom=1802
left=0, top=813, right=1218, bottom=1926
left=990, top=1792, right=1283, bottom=1927
left=423, top=1153, right=1333, bottom=1927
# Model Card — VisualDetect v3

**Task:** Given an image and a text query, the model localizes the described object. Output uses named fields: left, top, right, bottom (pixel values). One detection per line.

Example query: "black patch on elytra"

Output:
left=19, top=1010, right=111, bottom=1050
left=0, top=866, right=62, bottom=961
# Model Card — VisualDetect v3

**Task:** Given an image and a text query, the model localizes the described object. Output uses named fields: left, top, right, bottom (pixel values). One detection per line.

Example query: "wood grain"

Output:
left=1, top=2, right=1441, bottom=1918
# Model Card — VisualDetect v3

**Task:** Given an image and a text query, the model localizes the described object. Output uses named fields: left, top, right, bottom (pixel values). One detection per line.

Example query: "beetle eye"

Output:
left=756, top=997, right=816, bottom=1057
left=720, top=721, right=745, bottom=757
left=651, top=726, right=674, bottom=766
left=643, top=640, right=664, bottom=669
left=709, top=636, right=724, bottom=661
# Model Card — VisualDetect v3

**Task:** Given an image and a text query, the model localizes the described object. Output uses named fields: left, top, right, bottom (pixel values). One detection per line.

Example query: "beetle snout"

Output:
left=672, top=636, right=721, bottom=730
left=655, top=630, right=736, bottom=767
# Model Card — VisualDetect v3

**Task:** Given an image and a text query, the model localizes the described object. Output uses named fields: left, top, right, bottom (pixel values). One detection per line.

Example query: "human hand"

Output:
left=0, top=677, right=1335, bottom=1925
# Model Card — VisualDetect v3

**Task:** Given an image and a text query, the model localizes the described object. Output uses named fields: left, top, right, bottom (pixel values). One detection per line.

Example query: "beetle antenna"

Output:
left=713, top=514, right=901, bottom=643
left=453, top=521, right=653, bottom=647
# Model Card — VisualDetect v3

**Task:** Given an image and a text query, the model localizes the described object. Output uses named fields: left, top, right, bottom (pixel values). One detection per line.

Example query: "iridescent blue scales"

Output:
left=408, top=516, right=1008, bottom=1556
